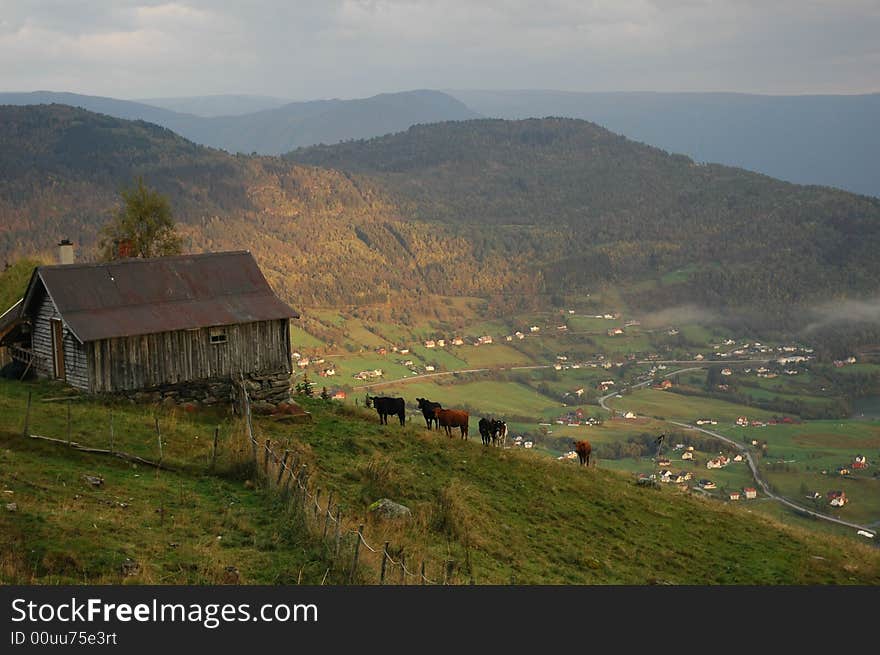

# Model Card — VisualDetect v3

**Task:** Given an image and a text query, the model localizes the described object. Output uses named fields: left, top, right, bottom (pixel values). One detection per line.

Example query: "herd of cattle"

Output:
left=365, top=394, right=592, bottom=464
left=364, top=395, right=507, bottom=445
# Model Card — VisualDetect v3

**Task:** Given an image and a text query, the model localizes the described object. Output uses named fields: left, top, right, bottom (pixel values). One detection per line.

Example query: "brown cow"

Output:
left=435, top=408, right=469, bottom=439
left=573, top=440, right=592, bottom=466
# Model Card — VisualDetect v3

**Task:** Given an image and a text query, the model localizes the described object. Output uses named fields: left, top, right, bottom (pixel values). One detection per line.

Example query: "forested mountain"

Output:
left=0, top=105, right=525, bottom=308
left=288, top=118, right=880, bottom=311
left=3, top=105, right=880, bottom=318
left=449, top=90, right=880, bottom=198
left=0, top=90, right=479, bottom=155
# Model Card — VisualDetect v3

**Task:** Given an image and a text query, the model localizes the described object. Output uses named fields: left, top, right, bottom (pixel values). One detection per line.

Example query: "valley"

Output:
left=287, top=294, right=880, bottom=541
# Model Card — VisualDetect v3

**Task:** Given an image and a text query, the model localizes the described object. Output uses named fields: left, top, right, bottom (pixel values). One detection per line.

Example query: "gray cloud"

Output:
left=1, top=1, right=878, bottom=98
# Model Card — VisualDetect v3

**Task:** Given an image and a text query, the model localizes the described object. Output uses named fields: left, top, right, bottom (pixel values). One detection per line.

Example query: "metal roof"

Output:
left=24, top=251, right=299, bottom=342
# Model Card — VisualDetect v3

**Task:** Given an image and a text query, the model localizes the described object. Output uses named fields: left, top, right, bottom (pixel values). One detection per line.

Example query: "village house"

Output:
left=514, top=332, right=524, bottom=340
left=853, top=455, right=869, bottom=469
left=707, top=456, right=730, bottom=470
left=682, top=451, right=694, bottom=460
left=827, top=490, right=847, bottom=507
left=736, top=416, right=749, bottom=427
left=529, top=325, right=540, bottom=332
left=699, top=479, right=717, bottom=490
left=436, top=339, right=446, bottom=348
left=451, top=337, right=464, bottom=346
left=654, top=379, right=673, bottom=390
left=607, top=327, right=624, bottom=336
left=424, top=340, right=436, bottom=348
left=743, top=487, right=758, bottom=499
left=331, top=390, right=346, bottom=401
left=0, top=250, right=298, bottom=405
left=729, top=491, right=741, bottom=501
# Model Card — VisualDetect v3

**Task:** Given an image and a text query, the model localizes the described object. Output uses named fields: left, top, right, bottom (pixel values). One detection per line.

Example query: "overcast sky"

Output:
left=2, top=0, right=878, bottom=99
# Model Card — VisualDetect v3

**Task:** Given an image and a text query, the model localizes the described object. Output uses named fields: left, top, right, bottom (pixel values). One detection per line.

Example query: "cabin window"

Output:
left=209, top=327, right=228, bottom=344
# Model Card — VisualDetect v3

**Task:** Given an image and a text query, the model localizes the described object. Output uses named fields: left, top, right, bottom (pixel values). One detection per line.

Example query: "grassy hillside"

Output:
left=288, top=118, right=880, bottom=311
left=2, top=378, right=878, bottom=585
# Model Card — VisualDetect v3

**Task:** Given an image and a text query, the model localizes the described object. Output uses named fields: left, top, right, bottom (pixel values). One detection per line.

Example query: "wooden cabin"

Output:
left=0, top=251, right=299, bottom=397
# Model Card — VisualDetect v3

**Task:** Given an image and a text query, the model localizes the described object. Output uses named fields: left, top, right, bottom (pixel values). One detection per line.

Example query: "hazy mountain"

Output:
left=136, top=94, right=293, bottom=117
left=173, top=89, right=481, bottom=154
left=0, top=90, right=191, bottom=124
left=448, top=90, right=880, bottom=198
left=0, top=89, right=480, bottom=155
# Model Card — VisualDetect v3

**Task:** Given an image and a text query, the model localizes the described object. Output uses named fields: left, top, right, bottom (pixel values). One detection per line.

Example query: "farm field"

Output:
left=454, top=344, right=533, bottom=368
left=374, top=379, right=560, bottom=420
left=607, top=388, right=778, bottom=423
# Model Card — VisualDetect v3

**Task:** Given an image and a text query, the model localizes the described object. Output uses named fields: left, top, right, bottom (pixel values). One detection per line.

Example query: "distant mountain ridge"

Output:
left=448, top=89, right=880, bottom=198
left=136, top=94, right=293, bottom=117
left=0, top=89, right=480, bottom=155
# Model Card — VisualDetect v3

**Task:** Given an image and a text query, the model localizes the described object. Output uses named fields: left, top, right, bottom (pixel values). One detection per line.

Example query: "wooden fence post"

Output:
left=379, top=541, right=390, bottom=584
left=283, top=455, right=297, bottom=494
left=444, top=559, right=455, bottom=585
left=349, top=524, right=364, bottom=584
left=263, top=439, right=270, bottom=476
left=333, top=509, right=342, bottom=557
left=322, top=492, right=334, bottom=541
left=420, top=561, right=426, bottom=585
left=400, top=553, right=406, bottom=586
left=108, top=409, right=114, bottom=454
left=66, top=399, right=72, bottom=446
left=22, top=392, right=32, bottom=438
left=276, top=450, right=290, bottom=486
left=210, top=426, right=219, bottom=471
left=154, top=417, right=163, bottom=468
left=299, top=465, right=309, bottom=511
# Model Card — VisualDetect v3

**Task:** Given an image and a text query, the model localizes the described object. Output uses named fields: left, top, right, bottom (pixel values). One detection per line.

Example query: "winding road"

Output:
left=602, top=366, right=876, bottom=536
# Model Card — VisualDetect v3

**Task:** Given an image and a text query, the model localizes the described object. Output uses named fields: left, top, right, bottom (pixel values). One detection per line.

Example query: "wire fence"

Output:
left=237, top=379, right=454, bottom=585
left=14, top=381, right=462, bottom=585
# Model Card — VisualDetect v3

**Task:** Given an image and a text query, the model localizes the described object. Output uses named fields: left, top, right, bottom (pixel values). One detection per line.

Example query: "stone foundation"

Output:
left=122, top=370, right=293, bottom=410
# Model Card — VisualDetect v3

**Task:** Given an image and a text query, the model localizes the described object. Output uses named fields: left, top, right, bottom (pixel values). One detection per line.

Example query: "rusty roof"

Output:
left=24, top=251, right=299, bottom=342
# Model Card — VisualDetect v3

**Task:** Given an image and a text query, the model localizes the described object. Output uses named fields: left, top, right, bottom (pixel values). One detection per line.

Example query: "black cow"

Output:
left=416, top=397, right=442, bottom=429
left=479, top=418, right=493, bottom=445
left=366, top=395, right=406, bottom=426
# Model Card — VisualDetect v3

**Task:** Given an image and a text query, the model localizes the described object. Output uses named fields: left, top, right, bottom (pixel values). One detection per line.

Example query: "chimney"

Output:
left=58, top=239, right=74, bottom=265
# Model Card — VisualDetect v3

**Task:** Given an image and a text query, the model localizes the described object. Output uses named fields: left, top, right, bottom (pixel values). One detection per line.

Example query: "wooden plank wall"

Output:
left=31, top=287, right=90, bottom=390
left=89, top=319, right=292, bottom=392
